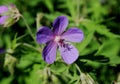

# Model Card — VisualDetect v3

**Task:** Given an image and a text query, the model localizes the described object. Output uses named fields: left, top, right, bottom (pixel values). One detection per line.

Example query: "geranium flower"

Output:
left=36, top=16, right=84, bottom=64
left=0, top=4, right=20, bottom=27
left=0, top=48, right=5, bottom=54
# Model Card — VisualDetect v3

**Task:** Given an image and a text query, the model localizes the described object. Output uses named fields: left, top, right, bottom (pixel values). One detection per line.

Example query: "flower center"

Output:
left=54, top=36, right=61, bottom=42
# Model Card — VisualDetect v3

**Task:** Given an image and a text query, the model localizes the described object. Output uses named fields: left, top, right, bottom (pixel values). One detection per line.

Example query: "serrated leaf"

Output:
left=77, top=31, right=94, bottom=52
left=95, top=39, right=120, bottom=65
left=96, top=25, right=120, bottom=38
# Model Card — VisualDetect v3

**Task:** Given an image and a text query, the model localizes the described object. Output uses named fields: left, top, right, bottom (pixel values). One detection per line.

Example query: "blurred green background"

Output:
left=0, top=0, right=120, bottom=84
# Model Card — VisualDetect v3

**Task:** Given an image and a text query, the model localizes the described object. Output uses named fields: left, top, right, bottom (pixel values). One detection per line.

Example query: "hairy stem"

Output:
left=21, top=15, right=35, bottom=41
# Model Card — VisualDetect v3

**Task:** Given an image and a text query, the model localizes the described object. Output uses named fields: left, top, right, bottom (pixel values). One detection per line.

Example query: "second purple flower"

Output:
left=0, top=4, right=20, bottom=27
left=36, top=16, right=84, bottom=64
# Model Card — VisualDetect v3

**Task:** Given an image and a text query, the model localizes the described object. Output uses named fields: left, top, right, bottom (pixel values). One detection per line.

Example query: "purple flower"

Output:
left=0, top=48, right=5, bottom=54
left=36, top=16, right=84, bottom=64
left=0, top=4, right=20, bottom=27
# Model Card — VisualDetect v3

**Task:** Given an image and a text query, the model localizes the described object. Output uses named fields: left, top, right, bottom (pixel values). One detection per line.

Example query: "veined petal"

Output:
left=0, top=6, right=9, bottom=14
left=62, top=28, right=84, bottom=42
left=0, top=16, right=9, bottom=25
left=36, top=26, right=54, bottom=44
left=59, top=43, right=79, bottom=64
left=53, top=16, right=68, bottom=35
left=42, top=41, right=57, bottom=64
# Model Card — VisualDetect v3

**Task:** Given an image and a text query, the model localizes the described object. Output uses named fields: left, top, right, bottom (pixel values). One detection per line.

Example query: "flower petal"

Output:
left=59, top=43, right=79, bottom=64
left=42, top=41, right=57, bottom=64
left=0, top=6, right=9, bottom=14
left=53, top=16, right=68, bottom=35
left=36, top=26, right=53, bottom=44
left=62, top=28, right=84, bottom=42
left=0, top=16, right=9, bottom=25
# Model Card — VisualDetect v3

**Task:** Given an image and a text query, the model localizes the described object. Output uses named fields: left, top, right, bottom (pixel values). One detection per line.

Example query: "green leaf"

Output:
left=0, top=77, right=13, bottom=84
left=96, top=25, right=120, bottom=38
left=25, top=64, right=41, bottom=84
left=95, top=39, right=120, bottom=65
left=77, top=31, right=94, bottom=52
left=66, top=0, right=76, bottom=18
left=50, top=62, right=67, bottom=74
left=80, top=38, right=100, bottom=55
left=44, top=0, right=54, bottom=12
left=3, top=35, right=11, bottom=49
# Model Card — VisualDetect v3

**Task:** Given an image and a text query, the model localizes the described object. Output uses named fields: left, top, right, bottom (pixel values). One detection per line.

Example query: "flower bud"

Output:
left=80, top=72, right=98, bottom=84
left=4, top=54, right=18, bottom=75
left=0, top=4, right=21, bottom=27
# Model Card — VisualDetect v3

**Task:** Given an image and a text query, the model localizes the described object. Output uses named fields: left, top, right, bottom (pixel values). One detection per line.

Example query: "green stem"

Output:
left=76, top=0, right=80, bottom=19
left=21, top=43, right=41, bottom=53
left=36, top=13, right=43, bottom=30
left=16, top=33, right=27, bottom=41
left=75, top=63, right=82, bottom=74
left=21, top=15, right=35, bottom=41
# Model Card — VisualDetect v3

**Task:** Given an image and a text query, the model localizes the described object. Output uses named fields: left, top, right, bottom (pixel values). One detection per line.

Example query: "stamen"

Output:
left=54, top=36, right=61, bottom=42
left=63, top=43, right=73, bottom=52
